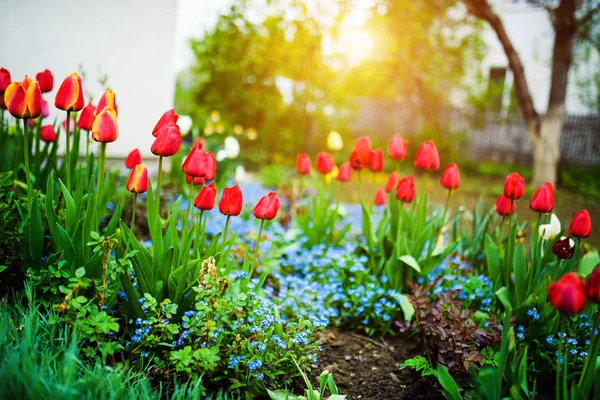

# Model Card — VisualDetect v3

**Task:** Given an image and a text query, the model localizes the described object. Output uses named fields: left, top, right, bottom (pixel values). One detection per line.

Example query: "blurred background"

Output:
left=1, top=0, right=599, bottom=240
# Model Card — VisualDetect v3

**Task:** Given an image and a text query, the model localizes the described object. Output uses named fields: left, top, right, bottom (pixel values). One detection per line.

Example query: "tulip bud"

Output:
left=204, top=152, right=217, bottom=181
left=194, top=183, right=217, bottom=210
left=92, top=107, right=118, bottom=143
left=552, top=236, right=575, bottom=259
left=530, top=182, right=554, bottom=213
left=369, top=149, right=384, bottom=172
left=414, top=140, right=440, bottom=171
left=350, top=136, right=372, bottom=170
left=503, top=172, right=525, bottom=200
left=336, top=162, right=352, bottom=183
left=0, top=68, right=11, bottom=92
left=388, top=134, right=409, bottom=160
left=97, top=89, right=118, bottom=114
left=374, top=188, right=386, bottom=206
left=253, top=192, right=280, bottom=220
left=440, top=163, right=460, bottom=191
left=182, top=142, right=208, bottom=177
left=539, top=214, right=561, bottom=240
left=152, top=108, right=179, bottom=137
left=54, top=72, right=85, bottom=112
left=296, top=153, right=311, bottom=175
left=568, top=210, right=591, bottom=239
left=495, top=194, right=515, bottom=217
left=396, top=176, right=415, bottom=203
left=77, top=103, right=96, bottom=131
left=385, top=171, right=399, bottom=193
left=35, top=69, right=54, bottom=93
left=186, top=175, right=205, bottom=185
left=4, top=78, right=42, bottom=119
left=125, top=148, right=142, bottom=169
left=327, top=131, right=344, bottom=151
left=219, top=185, right=243, bottom=216
left=585, top=265, right=600, bottom=303
left=40, top=125, right=57, bottom=143
left=151, top=123, right=182, bottom=157
left=548, top=273, right=587, bottom=315
left=316, top=152, right=334, bottom=175
left=126, top=163, right=149, bottom=193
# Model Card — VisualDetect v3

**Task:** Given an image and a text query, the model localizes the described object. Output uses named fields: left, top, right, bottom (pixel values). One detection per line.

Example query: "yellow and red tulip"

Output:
left=92, top=107, right=118, bottom=143
left=77, top=103, right=96, bottom=131
left=54, top=72, right=85, bottom=112
left=126, top=163, right=149, bottom=193
left=4, top=76, right=42, bottom=119
left=97, top=89, right=117, bottom=114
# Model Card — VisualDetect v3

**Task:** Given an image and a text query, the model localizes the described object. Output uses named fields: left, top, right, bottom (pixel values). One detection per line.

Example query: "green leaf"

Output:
left=399, top=255, right=421, bottom=273
left=513, top=244, right=527, bottom=305
left=495, top=287, right=512, bottom=313
left=0, top=265, right=7, bottom=274
left=436, top=364, right=463, bottom=400
left=75, top=266, right=86, bottom=279
left=28, top=194, right=44, bottom=267
left=399, top=294, right=415, bottom=322
left=579, top=250, right=599, bottom=276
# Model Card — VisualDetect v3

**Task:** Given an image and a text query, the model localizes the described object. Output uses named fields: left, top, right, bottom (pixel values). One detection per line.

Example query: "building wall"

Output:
left=0, top=0, right=179, bottom=157
left=480, top=0, right=595, bottom=115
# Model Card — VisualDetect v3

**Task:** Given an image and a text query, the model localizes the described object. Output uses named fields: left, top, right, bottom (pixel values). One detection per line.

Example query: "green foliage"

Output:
left=401, top=356, right=437, bottom=377
left=268, top=367, right=346, bottom=400
left=0, top=172, right=26, bottom=295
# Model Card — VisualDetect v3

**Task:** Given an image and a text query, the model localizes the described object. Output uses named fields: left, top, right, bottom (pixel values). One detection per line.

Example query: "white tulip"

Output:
left=178, top=115, right=193, bottom=134
left=216, top=149, right=227, bottom=162
left=539, top=213, right=561, bottom=240
left=224, top=136, right=240, bottom=159
left=235, top=165, right=247, bottom=183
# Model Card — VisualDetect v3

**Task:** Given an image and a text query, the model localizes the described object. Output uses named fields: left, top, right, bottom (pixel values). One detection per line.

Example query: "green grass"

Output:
left=0, top=286, right=236, bottom=400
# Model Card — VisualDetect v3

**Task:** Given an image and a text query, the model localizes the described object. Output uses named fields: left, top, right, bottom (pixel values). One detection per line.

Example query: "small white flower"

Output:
left=539, top=213, right=561, bottom=240
left=216, top=149, right=227, bottom=161
left=224, top=136, right=240, bottom=159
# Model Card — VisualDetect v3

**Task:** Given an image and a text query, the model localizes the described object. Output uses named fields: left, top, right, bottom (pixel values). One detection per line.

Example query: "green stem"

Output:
left=562, top=320, right=568, bottom=400
left=421, top=173, right=427, bottom=201
left=97, top=143, right=106, bottom=206
left=85, top=129, right=90, bottom=161
left=34, top=118, right=41, bottom=174
left=358, top=171, right=363, bottom=204
left=249, top=219, right=266, bottom=281
left=186, top=181, right=194, bottom=230
left=65, top=110, right=71, bottom=191
left=222, top=215, right=231, bottom=245
left=156, top=156, right=163, bottom=218
left=130, top=193, right=138, bottom=231
left=22, top=119, right=33, bottom=210
left=578, top=310, right=600, bottom=397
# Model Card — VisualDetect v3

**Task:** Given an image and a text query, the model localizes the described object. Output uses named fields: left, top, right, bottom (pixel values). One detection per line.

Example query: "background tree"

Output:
left=460, top=0, right=600, bottom=186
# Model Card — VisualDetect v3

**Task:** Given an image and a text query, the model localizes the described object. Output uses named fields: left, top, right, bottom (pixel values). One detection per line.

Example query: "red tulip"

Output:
left=219, top=185, right=243, bottom=216
left=440, top=163, right=460, bottom=191
left=125, top=148, right=142, bottom=168
left=585, top=265, right=600, bottom=303
left=182, top=141, right=208, bottom=177
left=396, top=176, right=415, bottom=203
left=388, top=134, right=409, bottom=160
left=385, top=171, right=399, bottom=193
left=568, top=210, right=591, bottom=239
left=194, top=183, right=217, bottom=210
left=530, top=182, right=554, bottom=213
left=92, top=107, right=118, bottom=143
left=0, top=68, right=10, bottom=92
left=296, top=153, right=311, bottom=175
left=552, top=237, right=575, bottom=259
left=495, top=194, right=515, bottom=217
left=254, top=192, right=280, bottom=220
left=336, top=162, right=352, bottom=182
left=151, top=123, right=182, bottom=157
left=503, top=172, right=525, bottom=200
left=97, top=89, right=118, bottom=114
left=54, top=72, right=85, bottom=112
left=369, top=149, right=384, bottom=172
left=126, top=163, right=149, bottom=193
left=77, top=103, right=96, bottom=130
left=4, top=77, right=42, bottom=119
left=41, top=99, right=50, bottom=118
left=414, top=140, right=440, bottom=171
left=186, top=175, right=205, bottom=185
left=36, top=69, right=53, bottom=93
left=350, top=136, right=372, bottom=170
left=152, top=108, right=179, bottom=137
left=316, top=152, right=334, bottom=175
left=204, top=152, right=217, bottom=181
left=0, top=93, right=6, bottom=109
left=548, top=272, right=587, bottom=315
left=40, top=125, right=57, bottom=142
left=374, top=188, right=386, bottom=206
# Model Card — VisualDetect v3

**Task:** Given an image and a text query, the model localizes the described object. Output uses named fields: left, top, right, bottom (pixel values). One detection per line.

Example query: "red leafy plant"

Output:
left=396, top=279, right=502, bottom=374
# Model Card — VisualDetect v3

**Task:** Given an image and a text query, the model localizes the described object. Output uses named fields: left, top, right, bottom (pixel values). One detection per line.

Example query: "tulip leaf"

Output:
left=513, top=244, right=527, bottom=305
left=28, top=194, right=44, bottom=267
left=58, top=179, right=77, bottom=236
left=495, top=287, right=513, bottom=313
left=56, top=225, right=75, bottom=266
left=579, top=250, right=599, bottom=276
left=399, top=293, right=415, bottom=322
left=484, top=234, right=501, bottom=290
left=399, top=255, right=421, bottom=273
left=435, top=365, right=463, bottom=400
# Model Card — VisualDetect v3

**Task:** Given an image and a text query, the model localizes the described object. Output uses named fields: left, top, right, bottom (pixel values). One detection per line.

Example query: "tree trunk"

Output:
left=532, top=106, right=563, bottom=186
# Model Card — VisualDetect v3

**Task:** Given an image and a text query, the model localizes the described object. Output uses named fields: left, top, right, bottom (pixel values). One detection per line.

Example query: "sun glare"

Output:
left=335, top=27, right=375, bottom=66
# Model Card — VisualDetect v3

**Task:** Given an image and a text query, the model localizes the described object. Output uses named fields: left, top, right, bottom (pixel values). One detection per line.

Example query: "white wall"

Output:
left=0, top=0, right=179, bottom=157
left=480, top=0, right=595, bottom=114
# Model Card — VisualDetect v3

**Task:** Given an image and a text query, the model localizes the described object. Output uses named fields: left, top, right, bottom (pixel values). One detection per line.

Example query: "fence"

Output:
left=450, top=111, right=600, bottom=166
